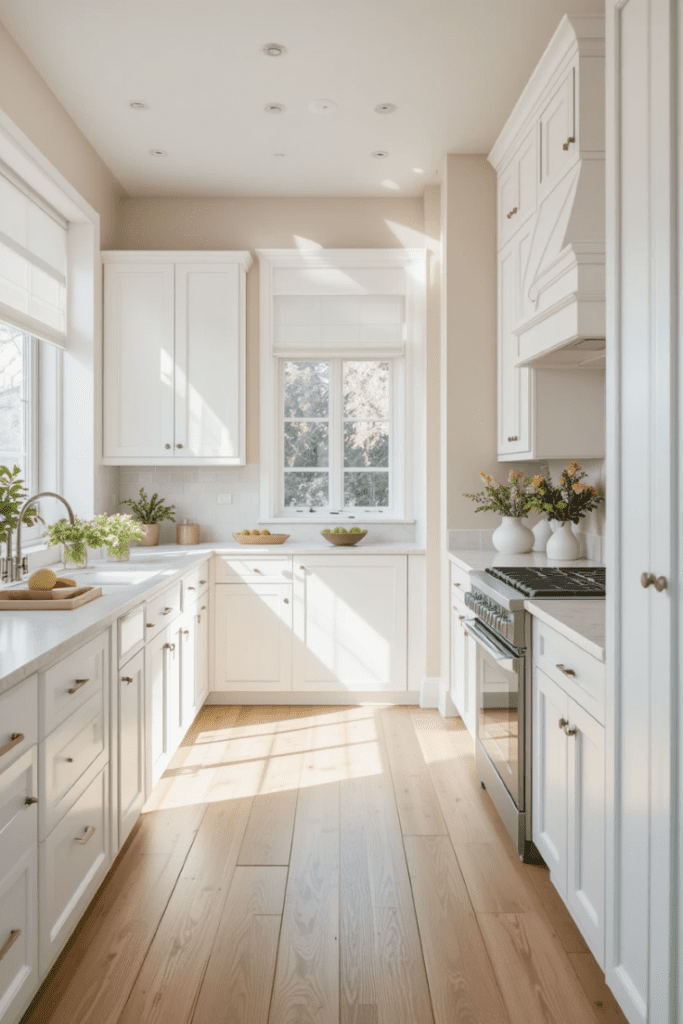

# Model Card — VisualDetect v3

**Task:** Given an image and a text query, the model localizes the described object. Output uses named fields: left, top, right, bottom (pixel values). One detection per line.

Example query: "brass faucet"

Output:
left=11, top=492, right=75, bottom=582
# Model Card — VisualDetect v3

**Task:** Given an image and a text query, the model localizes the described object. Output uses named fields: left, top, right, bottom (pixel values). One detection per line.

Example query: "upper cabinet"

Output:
left=489, top=15, right=606, bottom=461
left=102, top=251, right=252, bottom=465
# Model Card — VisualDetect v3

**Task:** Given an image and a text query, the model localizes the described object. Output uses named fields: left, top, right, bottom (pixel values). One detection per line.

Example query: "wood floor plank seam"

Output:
left=264, top=801, right=296, bottom=1024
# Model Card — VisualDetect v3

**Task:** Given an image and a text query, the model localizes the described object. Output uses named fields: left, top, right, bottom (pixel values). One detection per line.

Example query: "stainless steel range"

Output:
left=464, top=566, right=605, bottom=861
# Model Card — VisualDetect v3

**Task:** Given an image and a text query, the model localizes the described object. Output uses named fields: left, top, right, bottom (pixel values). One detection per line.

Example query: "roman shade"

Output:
left=273, top=295, right=405, bottom=357
left=0, top=165, right=68, bottom=348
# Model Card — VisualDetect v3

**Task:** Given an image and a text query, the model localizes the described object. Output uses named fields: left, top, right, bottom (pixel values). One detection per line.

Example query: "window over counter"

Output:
left=258, top=249, right=425, bottom=524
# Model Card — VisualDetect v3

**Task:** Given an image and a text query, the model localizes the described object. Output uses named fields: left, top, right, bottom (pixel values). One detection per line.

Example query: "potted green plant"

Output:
left=464, top=470, right=536, bottom=553
left=45, top=517, right=105, bottom=570
left=120, top=488, right=176, bottom=546
left=92, top=513, right=144, bottom=561
left=0, top=465, right=39, bottom=555
left=526, top=461, right=603, bottom=561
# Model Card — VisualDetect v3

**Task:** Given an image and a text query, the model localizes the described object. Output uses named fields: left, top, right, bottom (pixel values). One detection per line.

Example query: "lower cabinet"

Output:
left=293, top=556, right=407, bottom=691
left=533, top=665, right=605, bottom=967
left=0, top=749, right=38, bottom=1024
left=145, top=627, right=181, bottom=791
left=117, top=649, right=145, bottom=848
left=214, top=583, right=293, bottom=691
left=450, top=601, right=477, bottom=738
left=39, top=764, right=109, bottom=975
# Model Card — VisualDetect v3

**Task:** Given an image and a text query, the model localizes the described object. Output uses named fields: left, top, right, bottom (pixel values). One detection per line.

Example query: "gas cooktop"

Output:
left=484, top=566, right=606, bottom=599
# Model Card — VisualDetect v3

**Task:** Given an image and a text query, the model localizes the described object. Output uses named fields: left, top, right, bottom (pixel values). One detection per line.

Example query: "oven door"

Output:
left=464, top=618, right=525, bottom=810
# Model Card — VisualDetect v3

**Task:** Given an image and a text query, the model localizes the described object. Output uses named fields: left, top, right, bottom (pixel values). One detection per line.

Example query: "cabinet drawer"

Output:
left=118, top=603, right=146, bottom=667
left=534, top=620, right=605, bottom=725
left=0, top=748, right=38, bottom=868
left=0, top=675, right=38, bottom=776
left=42, top=632, right=109, bottom=738
left=39, top=765, right=109, bottom=975
left=182, top=562, right=209, bottom=608
left=214, top=554, right=292, bottom=584
left=0, top=845, right=38, bottom=1024
left=40, top=693, right=107, bottom=840
left=145, top=582, right=182, bottom=640
left=450, top=563, right=471, bottom=599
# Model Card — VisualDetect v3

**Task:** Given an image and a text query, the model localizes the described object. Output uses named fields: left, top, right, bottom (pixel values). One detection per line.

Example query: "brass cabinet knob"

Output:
left=564, top=725, right=577, bottom=736
left=25, top=796, right=38, bottom=805
left=655, top=576, right=668, bottom=592
left=176, top=443, right=184, bottom=449
left=507, top=435, right=519, bottom=442
left=556, top=663, right=576, bottom=678
left=284, top=597, right=289, bottom=604
left=165, top=443, right=171, bottom=449
left=562, top=136, right=576, bottom=150
left=559, top=717, right=569, bottom=731
left=122, top=676, right=133, bottom=684
left=642, top=572, right=667, bottom=591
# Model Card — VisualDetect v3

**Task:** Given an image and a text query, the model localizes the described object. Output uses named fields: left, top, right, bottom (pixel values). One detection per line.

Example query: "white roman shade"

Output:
left=0, top=167, right=68, bottom=348
left=274, top=295, right=405, bottom=357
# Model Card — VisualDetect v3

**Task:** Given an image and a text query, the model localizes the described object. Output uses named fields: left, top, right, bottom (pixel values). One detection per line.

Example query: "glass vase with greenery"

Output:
left=93, top=513, right=144, bottom=561
left=45, top=517, right=105, bottom=570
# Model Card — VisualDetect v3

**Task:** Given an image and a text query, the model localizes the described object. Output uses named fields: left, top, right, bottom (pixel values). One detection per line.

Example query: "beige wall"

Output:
left=440, top=155, right=498, bottom=534
left=0, top=20, right=125, bottom=245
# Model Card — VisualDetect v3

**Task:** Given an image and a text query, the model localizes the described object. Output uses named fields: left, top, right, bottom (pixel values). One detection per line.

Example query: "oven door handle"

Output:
left=463, top=619, right=521, bottom=670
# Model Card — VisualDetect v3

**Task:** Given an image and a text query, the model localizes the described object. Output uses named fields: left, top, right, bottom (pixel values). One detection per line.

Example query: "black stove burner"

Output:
left=485, top=566, right=606, bottom=598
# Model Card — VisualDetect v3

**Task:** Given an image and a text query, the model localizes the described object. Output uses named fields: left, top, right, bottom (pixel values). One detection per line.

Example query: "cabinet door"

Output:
left=532, top=667, right=568, bottom=896
left=194, top=600, right=209, bottom=707
left=118, top=650, right=145, bottom=849
left=516, top=127, right=538, bottom=225
left=179, top=611, right=196, bottom=733
left=292, top=556, right=407, bottom=692
left=103, top=262, right=175, bottom=459
left=145, top=629, right=180, bottom=791
left=174, top=263, right=244, bottom=462
left=540, top=66, right=576, bottom=190
left=498, top=159, right=518, bottom=246
left=566, top=699, right=605, bottom=969
left=450, top=604, right=466, bottom=719
left=214, top=584, right=292, bottom=691
left=0, top=847, right=38, bottom=1024
left=499, top=241, right=532, bottom=454
left=462, top=629, right=478, bottom=740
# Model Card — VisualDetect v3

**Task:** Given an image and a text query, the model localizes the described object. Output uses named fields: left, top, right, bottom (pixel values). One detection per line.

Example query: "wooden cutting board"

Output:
left=0, top=586, right=103, bottom=610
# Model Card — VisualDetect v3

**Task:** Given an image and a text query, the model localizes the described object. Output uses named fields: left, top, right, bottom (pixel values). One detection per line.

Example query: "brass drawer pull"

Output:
left=199, top=580, right=206, bottom=585
left=68, top=678, right=89, bottom=694
left=162, top=607, right=173, bottom=615
left=187, top=585, right=195, bottom=591
left=564, top=724, right=577, bottom=736
left=559, top=717, right=569, bottom=731
left=25, top=796, right=38, bottom=805
left=163, top=642, right=176, bottom=652
left=507, top=435, right=519, bottom=442
left=0, top=929, right=20, bottom=962
left=183, top=630, right=190, bottom=637
left=75, top=826, right=96, bottom=845
left=556, top=664, right=576, bottom=678
left=122, top=676, right=133, bottom=684
left=0, top=733, right=24, bottom=759
left=562, top=136, right=576, bottom=150
left=147, top=622, right=155, bottom=628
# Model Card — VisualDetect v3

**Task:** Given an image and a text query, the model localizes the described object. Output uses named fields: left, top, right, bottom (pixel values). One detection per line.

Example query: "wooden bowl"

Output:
left=321, top=530, right=368, bottom=546
left=232, top=533, right=290, bottom=545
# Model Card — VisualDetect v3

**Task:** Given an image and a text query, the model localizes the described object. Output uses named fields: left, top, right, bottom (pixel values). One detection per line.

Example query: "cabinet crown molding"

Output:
left=101, top=250, right=253, bottom=270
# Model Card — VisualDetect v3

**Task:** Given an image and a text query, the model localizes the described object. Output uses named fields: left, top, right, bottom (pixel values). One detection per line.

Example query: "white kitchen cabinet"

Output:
left=533, top=664, right=605, bottom=968
left=449, top=567, right=476, bottom=740
left=214, top=583, right=293, bottom=692
left=178, top=609, right=197, bottom=734
left=117, top=649, right=145, bottom=849
left=39, top=765, right=109, bottom=976
left=292, top=556, right=407, bottom=692
left=102, top=251, right=252, bottom=466
left=497, top=233, right=531, bottom=456
left=539, top=65, right=576, bottom=191
left=193, top=598, right=209, bottom=710
left=605, top=2, right=681, bottom=1022
left=498, top=128, right=538, bottom=247
left=145, top=626, right=181, bottom=791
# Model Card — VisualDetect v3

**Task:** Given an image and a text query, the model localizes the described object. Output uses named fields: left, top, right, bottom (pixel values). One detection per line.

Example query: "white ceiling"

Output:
left=0, top=0, right=603, bottom=198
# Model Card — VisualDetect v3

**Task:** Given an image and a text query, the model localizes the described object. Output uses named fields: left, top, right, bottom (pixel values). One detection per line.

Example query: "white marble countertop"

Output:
left=525, top=599, right=605, bottom=662
left=447, top=547, right=605, bottom=662
left=0, top=541, right=425, bottom=696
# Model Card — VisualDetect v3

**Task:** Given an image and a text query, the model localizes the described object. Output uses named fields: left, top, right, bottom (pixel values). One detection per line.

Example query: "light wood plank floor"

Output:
left=22, top=706, right=628, bottom=1024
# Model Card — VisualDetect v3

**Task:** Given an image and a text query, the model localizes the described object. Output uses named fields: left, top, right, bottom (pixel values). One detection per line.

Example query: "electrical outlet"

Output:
left=217, top=494, right=232, bottom=504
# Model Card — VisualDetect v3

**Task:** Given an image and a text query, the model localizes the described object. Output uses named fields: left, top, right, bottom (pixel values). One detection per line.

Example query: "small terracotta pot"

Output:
left=138, top=523, right=160, bottom=547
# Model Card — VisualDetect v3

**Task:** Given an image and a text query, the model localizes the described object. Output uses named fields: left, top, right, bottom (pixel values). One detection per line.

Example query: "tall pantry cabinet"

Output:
left=102, top=251, right=252, bottom=465
left=605, top=3, right=680, bottom=1024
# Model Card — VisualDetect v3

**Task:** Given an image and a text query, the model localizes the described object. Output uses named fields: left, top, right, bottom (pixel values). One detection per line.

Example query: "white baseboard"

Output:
left=438, top=680, right=458, bottom=718
left=206, top=690, right=421, bottom=706
left=419, top=677, right=442, bottom=709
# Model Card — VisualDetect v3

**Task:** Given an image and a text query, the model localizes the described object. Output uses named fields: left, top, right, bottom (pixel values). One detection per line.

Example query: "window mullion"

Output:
left=329, top=359, right=342, bottom=509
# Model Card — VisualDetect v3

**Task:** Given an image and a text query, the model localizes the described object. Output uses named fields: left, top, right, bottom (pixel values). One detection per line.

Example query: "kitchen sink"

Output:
left=59, top=567, right=165, bottom=586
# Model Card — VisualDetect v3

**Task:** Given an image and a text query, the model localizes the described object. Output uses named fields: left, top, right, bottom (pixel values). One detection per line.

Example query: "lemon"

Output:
left=28, top=568, right=57, bottom=591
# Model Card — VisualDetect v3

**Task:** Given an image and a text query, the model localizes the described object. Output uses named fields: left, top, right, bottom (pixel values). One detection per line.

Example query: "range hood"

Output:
left=515, top=157, right=605, bottom=369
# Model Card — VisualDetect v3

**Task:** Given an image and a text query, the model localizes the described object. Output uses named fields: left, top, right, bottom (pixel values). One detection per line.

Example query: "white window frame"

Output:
left=257, top=248, right=426, bottom=525
left=277, top=356, right=404, bottom=518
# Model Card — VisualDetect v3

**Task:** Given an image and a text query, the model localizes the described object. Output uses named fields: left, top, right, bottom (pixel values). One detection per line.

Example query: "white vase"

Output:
left=532, top=518, right=553, bottom=552
left=546, top=522, right=581, bottom=561
left=492, top=516, right=534, bottom=554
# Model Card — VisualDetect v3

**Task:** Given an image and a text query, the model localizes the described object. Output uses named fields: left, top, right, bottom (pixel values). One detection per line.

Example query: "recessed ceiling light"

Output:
left=309, top=99, right=337, bottom=114
left=129, top=101, right=148, bottom=111
left=374, top=103, right=396, bottom=114
left=371, top=150, right=389, bottom=159
left=264, top=103, right=286, bottom=114
left=263, top=43, right=286, bottom=57
left=149, top=149, right=167, bottom=157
